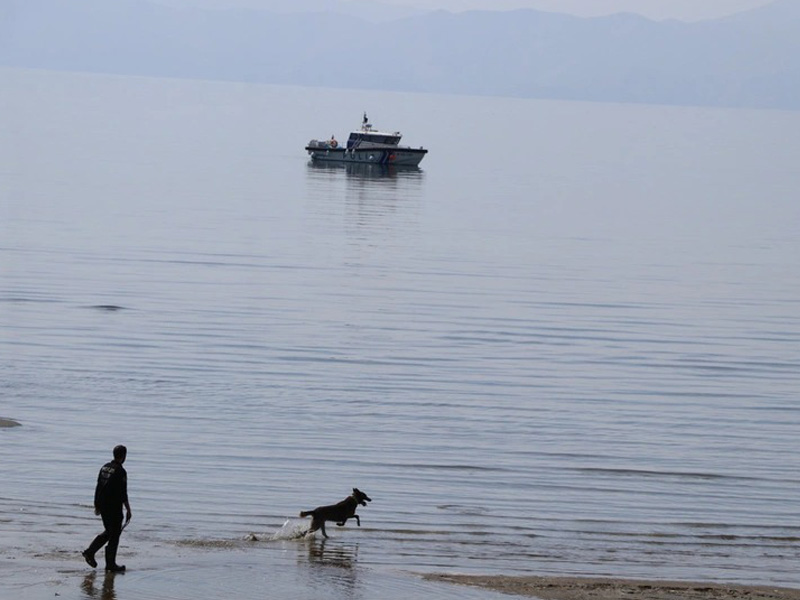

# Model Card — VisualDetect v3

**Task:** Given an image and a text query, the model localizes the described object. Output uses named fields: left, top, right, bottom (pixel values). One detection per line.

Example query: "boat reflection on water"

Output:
left=306, top=160, right=423, bottom=180
left=305, top=156, right=426, bottom=237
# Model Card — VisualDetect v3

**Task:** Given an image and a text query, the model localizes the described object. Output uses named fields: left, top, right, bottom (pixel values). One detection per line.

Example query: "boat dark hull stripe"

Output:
left=305, top=146, right=427, bottom=166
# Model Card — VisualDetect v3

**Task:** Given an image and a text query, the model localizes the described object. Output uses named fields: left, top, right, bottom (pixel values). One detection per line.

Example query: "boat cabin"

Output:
left=346, top=122, right=402, bottom=149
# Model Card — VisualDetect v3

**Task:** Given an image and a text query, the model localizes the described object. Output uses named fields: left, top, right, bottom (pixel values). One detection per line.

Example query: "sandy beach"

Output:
left=424, top=574, right=800, bottom=600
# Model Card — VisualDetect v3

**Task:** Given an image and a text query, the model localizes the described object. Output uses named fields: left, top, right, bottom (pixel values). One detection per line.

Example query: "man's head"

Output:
left=113, top=445, right=127, bottom=463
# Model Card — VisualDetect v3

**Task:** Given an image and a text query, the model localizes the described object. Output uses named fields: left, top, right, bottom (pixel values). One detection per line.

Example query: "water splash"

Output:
left=271, top=518, right=310, bottom=540
left=245, top=519, right=310, bottom=542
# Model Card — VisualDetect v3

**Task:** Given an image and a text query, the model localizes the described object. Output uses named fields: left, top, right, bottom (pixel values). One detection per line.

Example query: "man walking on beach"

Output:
left=82, top=445, right=132, bottom=573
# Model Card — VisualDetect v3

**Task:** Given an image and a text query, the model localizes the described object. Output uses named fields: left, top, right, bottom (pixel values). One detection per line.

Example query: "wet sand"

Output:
left=425, top=574, right=800, bottom=600
left=0, top=528, right=514, bottom=600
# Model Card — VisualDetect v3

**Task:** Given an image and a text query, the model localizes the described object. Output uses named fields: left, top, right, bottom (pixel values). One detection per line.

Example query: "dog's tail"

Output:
left=299, top=510, right=313, bottom=518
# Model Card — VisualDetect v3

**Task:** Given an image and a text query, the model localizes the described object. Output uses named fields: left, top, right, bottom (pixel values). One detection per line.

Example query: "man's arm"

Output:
left=122, top=468, right=131, bottom=523
left=94, top=470, right=104, bottom=515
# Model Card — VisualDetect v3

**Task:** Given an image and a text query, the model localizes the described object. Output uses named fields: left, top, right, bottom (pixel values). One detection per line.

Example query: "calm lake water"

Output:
left=1, top=68, right=799, bottom=599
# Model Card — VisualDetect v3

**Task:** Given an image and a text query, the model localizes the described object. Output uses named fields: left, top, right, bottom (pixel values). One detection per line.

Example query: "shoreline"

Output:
left=423, top=574, right=800, bottom=600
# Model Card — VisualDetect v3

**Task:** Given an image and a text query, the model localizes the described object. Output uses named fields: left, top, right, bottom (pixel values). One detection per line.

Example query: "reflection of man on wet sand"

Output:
left=82, top=445, right=132, bottom=573
left=81, top=571, right=117, bottom=600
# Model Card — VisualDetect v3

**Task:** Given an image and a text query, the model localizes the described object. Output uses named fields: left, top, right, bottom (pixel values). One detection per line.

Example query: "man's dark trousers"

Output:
left=86, top=510, right=123, bottom=567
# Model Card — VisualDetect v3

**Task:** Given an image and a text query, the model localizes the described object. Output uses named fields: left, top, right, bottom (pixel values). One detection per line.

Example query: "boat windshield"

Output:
left=347, top=132, right=401, bottom=148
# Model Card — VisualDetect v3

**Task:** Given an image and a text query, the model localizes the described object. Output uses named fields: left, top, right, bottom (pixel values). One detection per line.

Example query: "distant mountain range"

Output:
left=2, top=0, right=798, bottom=109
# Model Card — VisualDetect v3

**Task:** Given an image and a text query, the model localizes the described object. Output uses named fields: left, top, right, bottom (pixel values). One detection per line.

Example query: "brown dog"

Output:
left=299, top=488, right=372, bottom=538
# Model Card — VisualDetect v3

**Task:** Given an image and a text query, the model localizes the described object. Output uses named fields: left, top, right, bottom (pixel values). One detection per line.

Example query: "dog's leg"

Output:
left=336, top=518, right=347, bottom=526
left=320, top=522, right=329, bottom=538
left=304, top=516, right=321, bottom=538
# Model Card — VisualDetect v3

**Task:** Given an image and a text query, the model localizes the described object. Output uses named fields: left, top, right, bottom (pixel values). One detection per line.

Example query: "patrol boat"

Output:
left=306, top=113, right=428, bottom=167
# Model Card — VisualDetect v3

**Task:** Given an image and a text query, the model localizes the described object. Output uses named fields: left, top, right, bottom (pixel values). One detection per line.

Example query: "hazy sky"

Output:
left=380, top=0, right=774, bottom=20
left=163, top=0, right=776, bottom=21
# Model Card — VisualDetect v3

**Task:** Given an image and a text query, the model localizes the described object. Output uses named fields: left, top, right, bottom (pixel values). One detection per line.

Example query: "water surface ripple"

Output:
left=1, top=69, right=799, bottom=598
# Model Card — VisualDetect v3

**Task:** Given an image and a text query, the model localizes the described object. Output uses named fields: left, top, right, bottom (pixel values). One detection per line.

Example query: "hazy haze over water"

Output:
left=155, top=0, right=776, bottom=20
left=1, top=68, right=799, bottom=598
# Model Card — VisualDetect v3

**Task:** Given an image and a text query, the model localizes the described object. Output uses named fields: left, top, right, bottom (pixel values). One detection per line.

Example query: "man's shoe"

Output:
left=105, top=564, right=126, bottom=573
left=81, top=550, right=97, bottom=568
